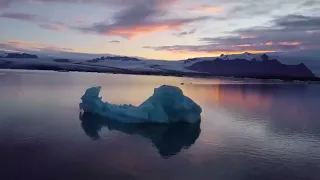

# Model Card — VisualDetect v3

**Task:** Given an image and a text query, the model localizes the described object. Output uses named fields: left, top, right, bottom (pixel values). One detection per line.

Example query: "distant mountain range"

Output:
left=89, top=56, right=141, bottom=62
left=0, top=51, right=319, bottom=81
left=187, top=54, right=315, bottom=80
left=0, top=52, right=38, bottom=59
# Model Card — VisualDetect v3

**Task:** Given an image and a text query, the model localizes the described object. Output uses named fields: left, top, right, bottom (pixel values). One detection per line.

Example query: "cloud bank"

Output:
left=145, top=14, right=320, bottom=54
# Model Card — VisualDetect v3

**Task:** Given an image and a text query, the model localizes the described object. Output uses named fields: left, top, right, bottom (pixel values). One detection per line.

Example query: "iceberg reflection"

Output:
left=79, top=112, right=201, bottom=158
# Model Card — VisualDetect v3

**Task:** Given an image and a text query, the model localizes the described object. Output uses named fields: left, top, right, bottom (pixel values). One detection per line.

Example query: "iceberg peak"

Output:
left=79, top=85, right=202, bottom=123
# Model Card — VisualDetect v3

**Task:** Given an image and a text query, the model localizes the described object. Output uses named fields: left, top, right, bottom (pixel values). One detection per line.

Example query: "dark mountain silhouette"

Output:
left=53, top=59, right=71, bottom=63
left=4, top=53, right=38, bottom=59
left=187, top=54, right=316, bottom=80
left=88, top=56, right=141, bottom=63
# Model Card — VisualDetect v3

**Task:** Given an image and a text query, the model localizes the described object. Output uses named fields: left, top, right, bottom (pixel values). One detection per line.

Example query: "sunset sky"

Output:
left=0, top=0, right=319, bottom=60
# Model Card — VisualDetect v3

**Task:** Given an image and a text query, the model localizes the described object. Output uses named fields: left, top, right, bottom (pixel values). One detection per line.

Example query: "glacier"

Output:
left=79, top=85, right=202, bottom=123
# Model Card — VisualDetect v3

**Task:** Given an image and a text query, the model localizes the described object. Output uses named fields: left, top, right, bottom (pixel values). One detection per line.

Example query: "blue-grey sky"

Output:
left=0, top=0, right=319, bottom=60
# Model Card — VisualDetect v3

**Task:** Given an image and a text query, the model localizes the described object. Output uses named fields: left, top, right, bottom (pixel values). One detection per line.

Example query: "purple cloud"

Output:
left=145, top=14, right=320, bottom=54
left=38, top=24, right=66, bottom=31
left=0, top=12, right=67, bottom=32
left=0, top=0, right=11, bottom=8
left=0, top=12, right=45, bottom=21
left=173, top=29, right=197, bottom=37
left=75, top=16, right=208, bottom=39
left=273, top=14, right=320, bottom=31
left=73, top=0, right=208, bottom=39
left=0, top=0, right=178, bottom=8
left=2, top=0, right=205, bottom=38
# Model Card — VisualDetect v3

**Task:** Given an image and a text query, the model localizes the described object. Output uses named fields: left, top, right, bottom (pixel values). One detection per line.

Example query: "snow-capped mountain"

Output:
left=220, top=52, right=269, bottom=61
left=183, top=52, right=320, bottom=76
left=1, top=51, right=319, bottom=80
left=0, top=51, right=7, bottom=58
left=182, top=52, right=271, bottom=65
left=185, top=52, right=282, bottom=64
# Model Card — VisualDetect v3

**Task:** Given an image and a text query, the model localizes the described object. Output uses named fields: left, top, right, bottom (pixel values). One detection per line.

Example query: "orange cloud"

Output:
left=234, top=44, right=253, bottom=47
left=265, top=42, right=273, bottom=46
left=240, top=35, right=255, bottom=39
left=190, top=5, right=224, bottom=13
left=278, top=42, right=301, bottom=46
left=6, top=40, right=74, bottom=52
left=209, top=50, right=276, bottom=56
left=265, top=41, right=301, bottom=46
left=7, top=40, right=42, bottom=47
left=108, top=23, right=182, bottom=39
left=76, top=16, right=208, bottom=39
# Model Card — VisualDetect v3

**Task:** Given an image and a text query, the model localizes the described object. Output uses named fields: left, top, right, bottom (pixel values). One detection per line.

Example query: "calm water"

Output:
left=0, top=70, right=320, bottom=180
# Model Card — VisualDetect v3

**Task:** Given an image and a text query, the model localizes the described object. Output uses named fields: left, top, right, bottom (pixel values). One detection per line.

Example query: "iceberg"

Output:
left=79, top=85, right=202, bottom=123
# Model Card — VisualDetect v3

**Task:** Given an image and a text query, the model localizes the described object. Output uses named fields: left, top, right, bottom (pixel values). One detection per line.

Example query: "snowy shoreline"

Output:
left=1, top=52, right=320, bottom=83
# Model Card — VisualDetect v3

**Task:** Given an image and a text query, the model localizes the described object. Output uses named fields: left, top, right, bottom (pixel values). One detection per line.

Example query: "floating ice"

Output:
left=79, top=85, right=202, bottom=123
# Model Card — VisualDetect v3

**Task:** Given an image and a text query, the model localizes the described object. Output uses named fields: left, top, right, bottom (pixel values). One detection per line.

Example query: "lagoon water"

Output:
left=0, top=70, right=319, bottom=180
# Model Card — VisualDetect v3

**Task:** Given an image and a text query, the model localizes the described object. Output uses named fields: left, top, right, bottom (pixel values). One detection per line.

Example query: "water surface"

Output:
left=0, top=70, right=319, bottom=180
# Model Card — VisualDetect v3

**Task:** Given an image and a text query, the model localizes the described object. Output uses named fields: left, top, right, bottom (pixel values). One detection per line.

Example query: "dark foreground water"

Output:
left=0, top=70, right=319, bottom=180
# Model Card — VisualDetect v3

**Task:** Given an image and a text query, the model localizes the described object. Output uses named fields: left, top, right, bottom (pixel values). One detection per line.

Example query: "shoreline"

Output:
left=1, top=66, right=320, bottom=83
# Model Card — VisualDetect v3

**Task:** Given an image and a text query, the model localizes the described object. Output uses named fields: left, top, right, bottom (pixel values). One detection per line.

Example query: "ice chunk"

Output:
left=79, top=85, right=202, bottom=123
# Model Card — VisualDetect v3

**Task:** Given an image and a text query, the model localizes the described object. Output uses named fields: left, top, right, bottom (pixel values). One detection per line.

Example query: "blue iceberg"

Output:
left=79, top=85, right=202, bottom=123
